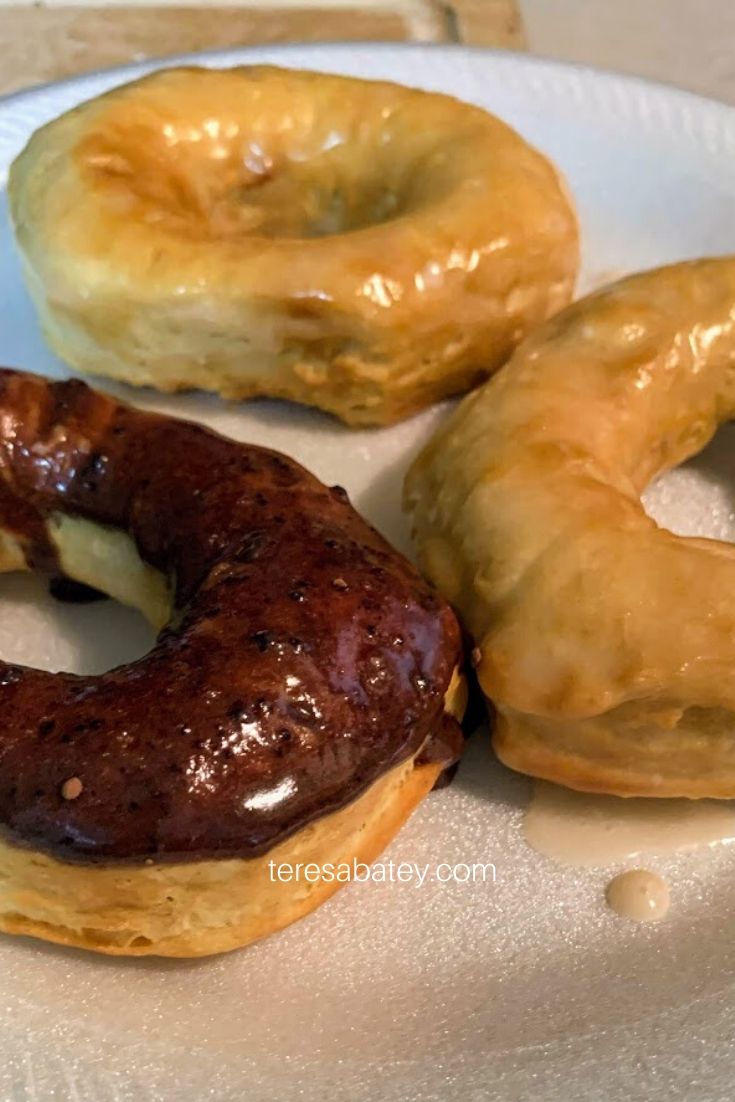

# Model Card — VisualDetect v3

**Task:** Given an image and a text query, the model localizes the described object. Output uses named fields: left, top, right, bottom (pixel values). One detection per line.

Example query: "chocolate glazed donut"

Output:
left=0, top=369, right=464, bottom=955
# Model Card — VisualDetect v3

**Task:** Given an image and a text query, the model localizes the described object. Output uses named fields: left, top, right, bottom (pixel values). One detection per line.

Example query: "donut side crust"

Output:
left=0, top=751, right=440, bottom=957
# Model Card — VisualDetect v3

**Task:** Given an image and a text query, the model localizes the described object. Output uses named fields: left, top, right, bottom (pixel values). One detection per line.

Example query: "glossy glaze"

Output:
left=406, top=257, right=735, bottom=797
left=0, top=369, right=462, bottom=863
left=9, top=66, right=578, bottom=424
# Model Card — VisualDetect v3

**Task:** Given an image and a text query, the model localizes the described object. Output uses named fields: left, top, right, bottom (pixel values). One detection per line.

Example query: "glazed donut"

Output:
left=0, top=369, right=464, bottom=956
left=406, top=257, right=735, bottom=799
left=9, top=65, right=578, bottom=426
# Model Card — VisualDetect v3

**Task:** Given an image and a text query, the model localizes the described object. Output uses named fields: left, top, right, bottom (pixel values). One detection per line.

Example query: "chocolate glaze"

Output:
left=0, top=369, right=463, bottom=864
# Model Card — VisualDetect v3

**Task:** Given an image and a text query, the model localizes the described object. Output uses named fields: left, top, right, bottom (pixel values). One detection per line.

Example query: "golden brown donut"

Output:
left=405, top=257, right=735, bottom=799
left=9, top=65, right=578, bottom=426
left=0, top=368, right=464, bottom=955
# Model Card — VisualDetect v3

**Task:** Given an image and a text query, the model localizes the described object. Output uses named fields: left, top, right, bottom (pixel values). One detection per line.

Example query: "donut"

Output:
left=9, top=65, right=579, bottom=426
left=405, top=257, right=735, bottom=799
left=0, top=368, right=465, bottom=956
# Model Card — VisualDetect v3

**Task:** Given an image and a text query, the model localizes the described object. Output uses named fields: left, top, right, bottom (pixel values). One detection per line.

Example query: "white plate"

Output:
left=2, top=43, right=735, bottom=1102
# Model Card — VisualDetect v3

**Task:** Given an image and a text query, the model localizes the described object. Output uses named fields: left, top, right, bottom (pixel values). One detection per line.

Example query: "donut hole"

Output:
left=0, top=572, right=156, bottom=676
left=0, top=514, right=169, bottom=675
left=643, top=422, right=735, bottom=543
left=76, top=80, right=460, bottom=240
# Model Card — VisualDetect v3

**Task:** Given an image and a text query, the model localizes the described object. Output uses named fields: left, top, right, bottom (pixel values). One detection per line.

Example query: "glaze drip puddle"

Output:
left=524, top=780, right=735, bottom=867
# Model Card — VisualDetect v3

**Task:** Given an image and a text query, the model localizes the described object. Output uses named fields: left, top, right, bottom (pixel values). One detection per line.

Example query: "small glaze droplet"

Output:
left=606, top=869, right=670, bottom=923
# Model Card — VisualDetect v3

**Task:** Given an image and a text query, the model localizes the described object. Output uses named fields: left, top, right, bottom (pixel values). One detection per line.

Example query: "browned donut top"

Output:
left=0, top=369, right=462, bottom=864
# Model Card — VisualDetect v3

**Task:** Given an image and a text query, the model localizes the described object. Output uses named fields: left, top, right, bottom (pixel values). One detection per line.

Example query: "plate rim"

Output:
left=3, top=39, right=735, bottom=126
